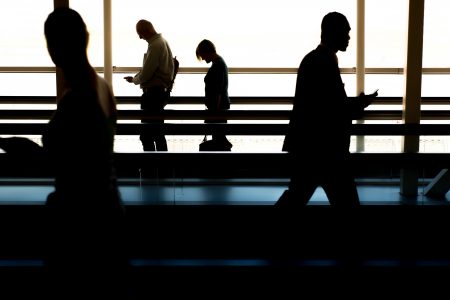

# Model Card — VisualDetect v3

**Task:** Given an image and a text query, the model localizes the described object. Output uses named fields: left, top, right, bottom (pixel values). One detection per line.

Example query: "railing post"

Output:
left=356, top=0, right=365, bottom=152
left=103, top=0, right=113, bottom=90
left=400, top=0, right=424, bottom=197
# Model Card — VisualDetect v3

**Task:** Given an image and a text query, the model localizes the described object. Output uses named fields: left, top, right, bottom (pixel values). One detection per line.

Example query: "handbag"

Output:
left=199, top=136, right=232, bottom=151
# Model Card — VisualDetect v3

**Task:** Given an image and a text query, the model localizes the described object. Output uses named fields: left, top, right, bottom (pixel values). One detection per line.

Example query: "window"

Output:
left=422, top=0, right=450, bottom=97
left=366, top=0, right=408, bottom=68
left=70, top=0, right=105, bottom=67
left=0, top=1, right=448, bottom=99
left=0, top=0, right=54, bottom=96
left=111, top=0, right=356, bottom=96
left=423, top=0, right=450, bottom=68
left=111, top=0, right=355, bottom=68
left=0, top=0, right=53, bottom=67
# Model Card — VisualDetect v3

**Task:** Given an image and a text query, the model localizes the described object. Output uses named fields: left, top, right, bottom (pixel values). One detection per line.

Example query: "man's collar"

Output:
left=147, top=33, right=161, bottom=43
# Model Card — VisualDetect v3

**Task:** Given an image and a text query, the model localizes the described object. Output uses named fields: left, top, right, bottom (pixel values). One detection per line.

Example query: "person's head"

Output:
left=196, top=39, right=217, bottom=63
left=44, top=7, right=89, bottom=69
left=136, top=19, right=156, bottom=41
left=320, top=12, right=351, bottom=52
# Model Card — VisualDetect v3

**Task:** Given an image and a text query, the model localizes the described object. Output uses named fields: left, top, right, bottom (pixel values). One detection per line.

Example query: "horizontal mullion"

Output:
left=2, top=67, right=450, bottom=75
left=1, top=123, right=450, bottom=136
left=0, top=96, right=57, bottom=105
left=3, top=109, right=450, bottom=121
left=0, top=110, right=291, bottom=120
left=1, top=96, right=450, bottom=106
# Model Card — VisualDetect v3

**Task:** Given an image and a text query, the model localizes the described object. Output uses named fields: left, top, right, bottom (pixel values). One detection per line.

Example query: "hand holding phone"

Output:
left=370, top=89, right=379, bottom=97
left=359, top=89, right=378, bottom=108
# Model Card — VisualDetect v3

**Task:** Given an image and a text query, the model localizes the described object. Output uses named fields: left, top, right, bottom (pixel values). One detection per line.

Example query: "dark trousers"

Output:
left=276, top=154, right=360, bottom=207
left=140, top=87, right=169, bottom=151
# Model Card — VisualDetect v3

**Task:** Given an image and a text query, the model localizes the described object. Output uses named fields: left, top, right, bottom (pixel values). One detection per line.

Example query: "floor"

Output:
left=0, top=177, right=450, bottom=298
left=0, top=177, right=449, bottom=206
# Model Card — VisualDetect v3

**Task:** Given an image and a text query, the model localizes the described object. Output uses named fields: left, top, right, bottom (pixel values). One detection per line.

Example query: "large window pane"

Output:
left=112, top=0, right=356, bottom=97
left=0, top=0, right=53, bottom=66
left=114, top=73, right=297, bottom=97
left=112, top=0, right=356, bottom=69
left=113, top=73, right=357, bottom=97
left=70, top=1, right=105, bottom=67
left=423, top=0, right=450, bottom=67
left=0, top=73, right=56, bottom=96
left=366, top=0, right=408, bottom=68
left=365, top=74, right=404, bottom=97
left=422, top=75, right=450, bottom=97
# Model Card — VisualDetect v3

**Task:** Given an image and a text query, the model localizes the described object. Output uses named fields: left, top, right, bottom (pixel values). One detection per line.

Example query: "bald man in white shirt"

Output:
left=125, top=19, right=174, bottom=151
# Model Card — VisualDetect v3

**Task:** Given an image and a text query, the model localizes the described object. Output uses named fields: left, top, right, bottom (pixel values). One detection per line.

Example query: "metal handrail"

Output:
left=1, top=109, right=450, bottom=121
left=1, top=96, right=450, bottom=105
left=0, top=123, right=449, bottom=136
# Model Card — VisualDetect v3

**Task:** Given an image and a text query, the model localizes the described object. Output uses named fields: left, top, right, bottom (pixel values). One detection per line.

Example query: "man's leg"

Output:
left=322, top=165, right=360, bottom=207
left=140, top=114, right=156, bottom=151
left=141, top=118, right=167, bottom=151
left=140, top=91, right=155, bottom=151
left=140, top=89, right=168, bottom=151
left=275, top=168, right=318, bottom=207
left=154, top=120, right=168, bottom=151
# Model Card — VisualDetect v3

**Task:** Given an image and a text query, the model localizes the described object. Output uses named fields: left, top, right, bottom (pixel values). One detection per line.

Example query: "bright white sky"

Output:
left=2, top=0, right=449, bottom=67
left=0, top=0, right=449, bottom=96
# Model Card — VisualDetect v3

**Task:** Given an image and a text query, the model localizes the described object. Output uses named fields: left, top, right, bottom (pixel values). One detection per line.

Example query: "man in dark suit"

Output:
left=276, top=12, right=377, bottom=207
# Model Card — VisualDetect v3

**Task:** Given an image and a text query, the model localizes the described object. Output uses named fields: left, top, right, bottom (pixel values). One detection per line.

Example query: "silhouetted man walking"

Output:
left=276, top=12, right=377, bottom=207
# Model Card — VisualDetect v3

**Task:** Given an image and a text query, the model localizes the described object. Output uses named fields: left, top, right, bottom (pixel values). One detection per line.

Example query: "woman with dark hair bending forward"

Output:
left=196, top=39, right=233, bottom=151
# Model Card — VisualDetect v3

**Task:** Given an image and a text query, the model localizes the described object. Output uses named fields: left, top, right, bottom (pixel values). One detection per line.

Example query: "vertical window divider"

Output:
left=103, top=0, right=113, bottom=89
left=400, top=0, right=425, bottom=197
left=356, top=0, right=366, bottom=153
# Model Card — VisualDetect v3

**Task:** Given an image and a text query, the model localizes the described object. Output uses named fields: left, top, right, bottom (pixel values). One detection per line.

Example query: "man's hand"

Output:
left=359, top=89, right=378, bottom=108
left=124, top=76, right=133, bottom=83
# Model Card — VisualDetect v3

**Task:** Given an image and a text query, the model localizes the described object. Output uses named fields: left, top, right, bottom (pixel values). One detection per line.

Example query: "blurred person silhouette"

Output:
left=125, top=19, right=175, bottom=151
left=196, top=39, right=232, bottom=151
left=43, top=7, right=128, bottom=299
left=0, top=136, right=45, bottom=176
left=275, top=12, right=377, bottom=207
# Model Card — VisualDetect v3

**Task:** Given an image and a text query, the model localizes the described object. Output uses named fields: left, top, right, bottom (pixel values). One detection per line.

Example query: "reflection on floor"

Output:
left=0, top=178, right=449, bottom=205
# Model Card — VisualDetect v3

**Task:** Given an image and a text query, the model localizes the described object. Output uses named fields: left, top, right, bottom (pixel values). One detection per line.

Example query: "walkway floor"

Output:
left=1, top=177, right=449, bottom=205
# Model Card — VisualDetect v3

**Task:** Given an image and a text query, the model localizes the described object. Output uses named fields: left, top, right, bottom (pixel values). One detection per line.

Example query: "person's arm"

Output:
left=360, top=89, right=378, bottom=107
left=132, top=42, right=162, bottom=85
left=347, top=90, right=378, bottom=119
